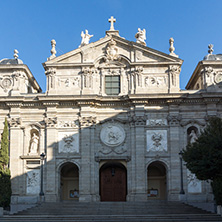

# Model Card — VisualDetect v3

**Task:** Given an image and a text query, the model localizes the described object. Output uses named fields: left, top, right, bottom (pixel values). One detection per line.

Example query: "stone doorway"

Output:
left=100, top=162, right=127, bottom=201
left=60, top=162, right=79, bottom=201
left=147, top=161, right=167, bottom=200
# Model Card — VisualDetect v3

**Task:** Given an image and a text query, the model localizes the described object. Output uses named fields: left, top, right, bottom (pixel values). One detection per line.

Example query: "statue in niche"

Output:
left=189, top=130, right=198, bottom=144
left=29, top=132, right=39, bottom=154
left=80, top=30, right=93, bottom=47
left=135, top=28, right=146, bottom=46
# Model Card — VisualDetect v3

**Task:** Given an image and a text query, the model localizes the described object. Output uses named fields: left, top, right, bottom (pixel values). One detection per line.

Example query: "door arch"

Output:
left=100, top=162, right=127, bottom=201
left=147, top=161, right=167, bottom=200
left=60, top=162, right=79, bottom=201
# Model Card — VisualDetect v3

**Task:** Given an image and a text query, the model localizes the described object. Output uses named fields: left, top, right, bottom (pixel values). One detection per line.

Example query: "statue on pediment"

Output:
left=135, top=28, right=146, bottom=46
left=79, top=30, right=93, bottom=47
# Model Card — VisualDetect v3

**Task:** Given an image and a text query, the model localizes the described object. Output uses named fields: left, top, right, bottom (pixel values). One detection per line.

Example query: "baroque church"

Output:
left=0, top=17, right=221, bottom=211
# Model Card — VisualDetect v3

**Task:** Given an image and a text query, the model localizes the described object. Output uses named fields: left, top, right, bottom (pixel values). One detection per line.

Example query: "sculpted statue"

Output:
left=30, top=133, right=39, bottom=154
left=80, top=30, right=93, bottom=47
left=189, top=130, right=198, bottom=144
left=135, top=28, right=146, bottom=46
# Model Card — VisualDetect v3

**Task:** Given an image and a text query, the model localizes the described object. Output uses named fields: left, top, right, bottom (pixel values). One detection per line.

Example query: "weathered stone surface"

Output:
left=0, top=18, right=221, bottom=211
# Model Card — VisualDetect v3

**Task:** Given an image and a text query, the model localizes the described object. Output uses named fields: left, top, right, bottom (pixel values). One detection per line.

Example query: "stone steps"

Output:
left=2, top=214, right=222, bottom=222
left=15, top=201, right=210, bottom=215
left=3, top=201, right=221, bottom=222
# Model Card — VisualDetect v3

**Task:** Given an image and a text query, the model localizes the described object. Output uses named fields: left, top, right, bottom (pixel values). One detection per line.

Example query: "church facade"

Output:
left=0, top=17, right=221, bottom=210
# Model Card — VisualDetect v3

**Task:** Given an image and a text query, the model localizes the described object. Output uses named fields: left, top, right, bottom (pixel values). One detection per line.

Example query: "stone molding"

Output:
left=129, top=115, right=146, bottom=126
left=80, top=116, right=97, bottom=127
left=8, top=117, right=22, bottom=127
left=167, top=114, right=181, bottom=126
left=45, top=117, right=57, bottom=127
left=180, top=119, right=206, bottom=127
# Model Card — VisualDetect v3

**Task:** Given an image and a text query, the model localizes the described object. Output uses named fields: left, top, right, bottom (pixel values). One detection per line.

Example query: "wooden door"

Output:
left=100, top=165, right=127, bottom=201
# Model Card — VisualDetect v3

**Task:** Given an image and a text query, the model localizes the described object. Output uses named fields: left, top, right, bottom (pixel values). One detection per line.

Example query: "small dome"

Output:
left=203, top=54, right=222, bottom=61
left=0, top=58, right=23, bottom=64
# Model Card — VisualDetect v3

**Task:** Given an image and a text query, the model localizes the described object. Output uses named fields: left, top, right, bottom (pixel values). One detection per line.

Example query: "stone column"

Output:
left=44, top=103, right=58, bottom=202
left=79, top=114, right=96, bottom=202
left=7, top=103, right=24, bottom=205
left=129, top=109, right=147, bottom=201
left=167, top=112, right=182, bottom=201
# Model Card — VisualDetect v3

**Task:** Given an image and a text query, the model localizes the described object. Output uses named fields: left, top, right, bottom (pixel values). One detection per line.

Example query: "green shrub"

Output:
left=0, top=168, right=11, bottom=208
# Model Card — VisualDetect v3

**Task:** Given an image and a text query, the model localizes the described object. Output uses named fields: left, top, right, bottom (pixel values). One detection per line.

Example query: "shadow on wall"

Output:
left=8, top=88, right=216, bottom=213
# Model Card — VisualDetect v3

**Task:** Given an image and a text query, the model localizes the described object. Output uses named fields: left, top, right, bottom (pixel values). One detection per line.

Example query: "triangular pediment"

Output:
left=44, top=35, right=183, bottom=67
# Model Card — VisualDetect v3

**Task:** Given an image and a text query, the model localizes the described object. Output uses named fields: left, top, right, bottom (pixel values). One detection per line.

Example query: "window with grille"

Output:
left=105, top=76, right=120, bottom=95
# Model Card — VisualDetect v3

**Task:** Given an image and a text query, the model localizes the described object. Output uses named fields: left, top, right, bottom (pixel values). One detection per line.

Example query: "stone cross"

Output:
left=108, top=16, right=116, bottom=31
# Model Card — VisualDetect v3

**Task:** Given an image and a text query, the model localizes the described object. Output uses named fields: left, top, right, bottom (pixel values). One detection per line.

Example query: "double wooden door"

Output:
left=100, top=164, right=127, bottom=201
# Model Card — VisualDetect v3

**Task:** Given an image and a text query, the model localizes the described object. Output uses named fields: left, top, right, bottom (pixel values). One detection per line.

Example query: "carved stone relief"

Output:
left=106, top=39, right=120, bottom=61
left=26, top=169, right=40, bottom=194
left=145, top=76, right=166, bottom=87
left=129, top=116, right=146, bottom=126
left=8, top=117, right=21, bottom=127
left=0, top=76, right=13, bottom=92
left=167, top=114, right=181, bottom=126
left=58, top=120, right=79, bottom=128
left=100, top=124, right=125, bottom=147
left=146, top=119, right=167, bottom=126
left=214, top=71, right=222, bottom=84
left=147, top=130, right=167, bottom=152
left=80, top=116, right=96, bottom=127
left=187, top=169, right=202, bottom=193
left=99, top=123, right=126, bottom=155
left=45, top=117, right=57, bottom=127
left=58, top=131, right=79, bottom=153
left=58, top=77, right=80, bottom=88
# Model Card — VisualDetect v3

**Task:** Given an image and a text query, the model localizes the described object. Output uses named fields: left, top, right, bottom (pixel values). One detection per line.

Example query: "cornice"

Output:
left=0, top=93, right=222, bottom=108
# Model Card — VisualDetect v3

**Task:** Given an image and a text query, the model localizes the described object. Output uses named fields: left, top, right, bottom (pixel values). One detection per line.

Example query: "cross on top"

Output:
left=108, top=16, right=116, bottom=31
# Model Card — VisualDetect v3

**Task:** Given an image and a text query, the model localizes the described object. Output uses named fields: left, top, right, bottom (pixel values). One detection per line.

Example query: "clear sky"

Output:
left=0, top=0, right=222, bottom=92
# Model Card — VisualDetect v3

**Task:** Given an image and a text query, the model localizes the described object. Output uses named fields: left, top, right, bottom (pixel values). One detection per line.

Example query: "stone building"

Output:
left=0, top=17, right=221, bottom=210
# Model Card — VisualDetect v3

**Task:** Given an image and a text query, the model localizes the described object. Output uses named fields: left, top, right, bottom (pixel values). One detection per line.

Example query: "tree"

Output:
left=0, top=117, right=11, bottom=208
left=0, top=118, right=9, bottom=167
left=182, top=117, right=222, bottom=205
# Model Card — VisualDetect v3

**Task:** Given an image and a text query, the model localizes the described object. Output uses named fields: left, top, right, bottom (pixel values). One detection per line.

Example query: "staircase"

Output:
left=2, top=201, right=222, bottom=222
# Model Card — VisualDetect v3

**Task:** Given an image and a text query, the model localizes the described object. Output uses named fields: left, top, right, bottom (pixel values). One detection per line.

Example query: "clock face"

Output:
left=2, top=78, right=12, bottom=88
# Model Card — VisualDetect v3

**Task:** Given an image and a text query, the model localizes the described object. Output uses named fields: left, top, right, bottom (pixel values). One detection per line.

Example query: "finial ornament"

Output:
left=14, top=49, right=19, bottom=59
left=79, top=30, right=93, bottom=47
left=108, top=16, right=116, bottom=31
left=169, top=37, right=178, bottom=57
left=48, top=39, right=57, bottom=60
left=135, top=28, right=146, bottom=46
left=208, top=44, right=214, bottom=54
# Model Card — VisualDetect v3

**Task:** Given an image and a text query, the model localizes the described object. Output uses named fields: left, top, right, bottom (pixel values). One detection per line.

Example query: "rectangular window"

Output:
left=105, top=75, right=120, bottom=95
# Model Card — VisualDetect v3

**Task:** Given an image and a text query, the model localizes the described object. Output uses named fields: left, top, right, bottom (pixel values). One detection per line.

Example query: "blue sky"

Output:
left=0, top=0, right=222, bottom=92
